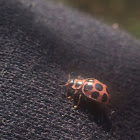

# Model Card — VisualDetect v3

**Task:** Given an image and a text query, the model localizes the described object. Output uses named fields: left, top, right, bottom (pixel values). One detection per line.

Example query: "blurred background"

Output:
left=52, top=0, right=140, bottom=38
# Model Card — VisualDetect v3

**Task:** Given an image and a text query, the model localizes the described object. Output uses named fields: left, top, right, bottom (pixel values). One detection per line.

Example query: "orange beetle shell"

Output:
left=70, top=78, right=110, bottom=105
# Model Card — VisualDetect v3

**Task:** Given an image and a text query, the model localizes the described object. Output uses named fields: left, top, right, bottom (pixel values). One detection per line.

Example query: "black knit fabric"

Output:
left=0, top=0, right=140, bottom=139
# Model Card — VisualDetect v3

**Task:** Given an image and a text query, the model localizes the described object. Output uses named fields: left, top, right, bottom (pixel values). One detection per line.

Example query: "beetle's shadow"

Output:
left=73, top=94, right=112, bottom=132
left=65, top=87, right=112, bottom=132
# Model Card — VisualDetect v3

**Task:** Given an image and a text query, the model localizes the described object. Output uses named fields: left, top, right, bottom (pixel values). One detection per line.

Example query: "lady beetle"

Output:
left=60, top=75, right=110, bottom=109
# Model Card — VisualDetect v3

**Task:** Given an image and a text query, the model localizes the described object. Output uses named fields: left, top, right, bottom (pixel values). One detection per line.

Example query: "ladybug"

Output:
left=60, top=75, right=110, bottom=109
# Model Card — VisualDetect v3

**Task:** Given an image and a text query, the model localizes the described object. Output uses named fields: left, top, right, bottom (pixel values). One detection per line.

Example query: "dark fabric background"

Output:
left=0, top=0, right=140, bottom=139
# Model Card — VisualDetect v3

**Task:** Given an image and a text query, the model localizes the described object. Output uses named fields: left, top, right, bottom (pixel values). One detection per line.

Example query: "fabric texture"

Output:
left=0, top=0, right=140, bottom=139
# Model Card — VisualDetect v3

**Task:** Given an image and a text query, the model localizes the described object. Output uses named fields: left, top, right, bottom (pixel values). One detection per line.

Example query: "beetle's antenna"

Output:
left=68, top=74, right=71, bottom=82
left=59, top=74, right=72, bottom=87
left=59, top=74, right=70, bottom=87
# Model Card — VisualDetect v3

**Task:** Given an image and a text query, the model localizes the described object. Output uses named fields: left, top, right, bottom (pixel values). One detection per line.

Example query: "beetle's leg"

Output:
left=59, top=74, right=71, bottom=87
left=74, top=94, right=82, bottom=109
left=59, top=82, right=69, bottom=87
left=59, top=84, right=66, bottom=87
left=68, top=96, right=71, bottom=99
left=73, top=90, right=78, bottom=97
left=68, top=90, right=78, bottom=99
